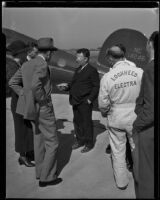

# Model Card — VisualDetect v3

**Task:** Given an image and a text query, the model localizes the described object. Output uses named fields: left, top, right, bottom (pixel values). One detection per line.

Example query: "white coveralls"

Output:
left=98, top=59, right=143, bottom=188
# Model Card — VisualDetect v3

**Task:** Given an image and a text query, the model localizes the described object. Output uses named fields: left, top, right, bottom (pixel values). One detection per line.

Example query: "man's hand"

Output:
left=87, top=99, right=92, bottom=104
left=101, top=111, right=108, bottom=118
left=99, top=107, right=108, bottom=117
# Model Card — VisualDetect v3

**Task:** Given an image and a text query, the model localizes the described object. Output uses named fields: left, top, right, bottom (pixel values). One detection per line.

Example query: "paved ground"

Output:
left=6, top=94, right=136, bottom=198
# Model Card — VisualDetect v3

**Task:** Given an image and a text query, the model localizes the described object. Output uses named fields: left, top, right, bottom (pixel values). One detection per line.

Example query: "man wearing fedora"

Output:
left=9, top=38, right=62, bottom=187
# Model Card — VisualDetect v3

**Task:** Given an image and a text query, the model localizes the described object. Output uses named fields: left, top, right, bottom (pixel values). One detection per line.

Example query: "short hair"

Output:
left=38, top=49, right=50, bottom=54
left=115, top=43, right=126, bottom=55
left=106, top=45, right=126, bottom=59
left=149, top=31, right=159, bottom=51
left=76, top=48, right=90, bottom=59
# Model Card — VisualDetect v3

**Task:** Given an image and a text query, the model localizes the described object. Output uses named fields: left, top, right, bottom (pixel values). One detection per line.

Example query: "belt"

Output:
left=112, top=103, right=135, bottom=108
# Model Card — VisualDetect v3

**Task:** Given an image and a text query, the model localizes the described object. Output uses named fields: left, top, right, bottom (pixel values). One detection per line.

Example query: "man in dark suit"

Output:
left=57, top=48, right=100, bottom=153
left=132, top=31, right=158, bottom=198
left=9, top=38, right=62, bottom=187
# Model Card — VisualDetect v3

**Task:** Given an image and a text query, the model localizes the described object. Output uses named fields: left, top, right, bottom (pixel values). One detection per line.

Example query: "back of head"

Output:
left=149, top=31, right=159, bottom=52
left=106, top=45, right=125, bottom=59
left=115, top=43, right=126, bottom=55
left=7, top=40, right=31, bottom=65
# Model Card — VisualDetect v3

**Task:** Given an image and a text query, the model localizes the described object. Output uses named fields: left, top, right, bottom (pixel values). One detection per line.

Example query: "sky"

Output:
left=2, top=7, right=159, bottom=49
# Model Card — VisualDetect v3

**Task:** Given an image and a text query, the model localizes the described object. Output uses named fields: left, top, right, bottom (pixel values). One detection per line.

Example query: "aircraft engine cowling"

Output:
left=49, top=50, right=78, bottom=69
left=98, top=28, right=149, bottom=70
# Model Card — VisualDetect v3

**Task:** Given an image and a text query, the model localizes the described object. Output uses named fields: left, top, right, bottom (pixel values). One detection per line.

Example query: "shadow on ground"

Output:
left=56, top=118, right=106, bottom=176
left=56, top=119, right=74, bottom=176
left=93, top=120, right=106, bottom=144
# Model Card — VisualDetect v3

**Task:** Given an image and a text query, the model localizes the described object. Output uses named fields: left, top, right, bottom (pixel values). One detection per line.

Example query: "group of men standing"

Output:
left=7, top=31, right=158, bottom=198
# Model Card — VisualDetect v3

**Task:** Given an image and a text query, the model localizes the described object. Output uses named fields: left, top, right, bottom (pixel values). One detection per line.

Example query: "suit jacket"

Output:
left=69, top=63, right=100, bottom=105
left=6, top=56, right=20, bottom=97
left=133, top=60, right=154, bottom=133
left=9, top=56, right=52, bottom=120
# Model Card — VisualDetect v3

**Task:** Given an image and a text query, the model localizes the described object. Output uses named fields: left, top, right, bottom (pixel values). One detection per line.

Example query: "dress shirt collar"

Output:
left=26, top=55, right=31, bottom=61
left=38, top=54, right=46, bottom=61
left=149, top=58, right=154, bottom=62
left=80, top=63, right=88, bottom=70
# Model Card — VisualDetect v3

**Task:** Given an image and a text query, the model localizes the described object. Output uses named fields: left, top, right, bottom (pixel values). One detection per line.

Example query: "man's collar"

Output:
left=38, top=54, right=46, bottom=61
left=26, top=55, right=31, bottom=61
left=6, top=54, right=14, bottom=60
left=81, top=63, right=88, bottom=69
left=149, top=58, right=154, bottom=62
left=112, top=59, right=125, bottom=69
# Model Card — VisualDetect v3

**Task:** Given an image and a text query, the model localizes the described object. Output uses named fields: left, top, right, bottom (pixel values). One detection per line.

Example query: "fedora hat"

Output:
left=37, top=38, right=58, bottom=51
left=6, top=40, right=31, bottom=56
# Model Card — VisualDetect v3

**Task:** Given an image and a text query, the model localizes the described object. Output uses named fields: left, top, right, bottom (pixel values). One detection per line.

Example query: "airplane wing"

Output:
left=3, top=28, right=37, bottom=47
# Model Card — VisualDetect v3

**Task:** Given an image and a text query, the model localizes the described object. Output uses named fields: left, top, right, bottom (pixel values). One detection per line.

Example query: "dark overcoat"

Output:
left=132, top=60, right=154, bottom=198
left=6, top=57, right=33, bottom=153
left=69, top=63, right=100, bottom=105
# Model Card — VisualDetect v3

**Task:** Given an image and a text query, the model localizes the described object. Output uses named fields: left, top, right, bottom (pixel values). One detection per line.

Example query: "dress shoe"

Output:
left=18, top=156, right=35, bottom=167
left=72, top=141, right=84, bottom=150
left=81, top=145, right=93, bottom=153
left=117, top=184, right=128, bottom=190
left=39, top=178, right=62, bottom=187
left=26, top=151, right=35, bottom=162
left=105, top=144, right=111, bottom=154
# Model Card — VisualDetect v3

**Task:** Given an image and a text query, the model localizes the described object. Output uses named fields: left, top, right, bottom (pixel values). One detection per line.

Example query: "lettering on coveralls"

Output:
left=114, top=81, right=137, bottom=89
left=111, top=70, right=137, bottom=81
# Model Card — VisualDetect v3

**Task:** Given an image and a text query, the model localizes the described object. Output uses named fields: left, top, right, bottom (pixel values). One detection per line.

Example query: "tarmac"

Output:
left=6, top=94, right=136, bottom=199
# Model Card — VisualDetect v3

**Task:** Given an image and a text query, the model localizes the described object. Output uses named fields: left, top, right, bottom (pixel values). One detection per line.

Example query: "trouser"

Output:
left=31, top=102, right=59, bottom=182
left=11, top=109, right=34, bottom=154
left=126, top=137, right=133, bottom=167
left=108, top=127, right=133, bottom=188
left=132, top=127, right=154, bottom=199
left=131, top=132, right=139, bottom=197
left=73, top=102, right=93, bottom=147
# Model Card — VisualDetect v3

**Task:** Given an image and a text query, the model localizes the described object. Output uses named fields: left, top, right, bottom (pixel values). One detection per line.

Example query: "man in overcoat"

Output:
left=132, top=31, right=158, bottom=198
left=9, top=38, right=62, bottom=187
left=6, top=40, right=35, bottom=167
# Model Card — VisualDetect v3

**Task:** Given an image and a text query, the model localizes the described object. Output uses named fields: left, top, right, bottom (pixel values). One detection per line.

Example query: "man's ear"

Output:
left=85, top=57, right=89, bottom=62
left=46, top=51, right=51, bottom=57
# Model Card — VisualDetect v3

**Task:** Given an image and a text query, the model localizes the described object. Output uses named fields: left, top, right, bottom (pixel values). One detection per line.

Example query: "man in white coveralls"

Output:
left=98, top=44, right=143, bottom=190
